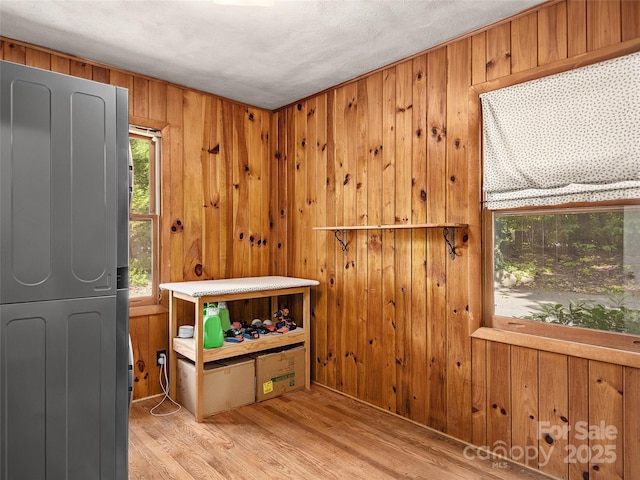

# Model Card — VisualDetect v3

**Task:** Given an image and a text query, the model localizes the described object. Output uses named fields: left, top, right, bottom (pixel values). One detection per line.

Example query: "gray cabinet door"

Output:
left=0, top=297, right=117, bottom=480
left=0, top=61, right=118, bottom=304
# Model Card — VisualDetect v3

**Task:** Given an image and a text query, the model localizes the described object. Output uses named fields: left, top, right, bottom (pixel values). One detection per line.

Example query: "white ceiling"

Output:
left=1, top=0, right=546, bottom=110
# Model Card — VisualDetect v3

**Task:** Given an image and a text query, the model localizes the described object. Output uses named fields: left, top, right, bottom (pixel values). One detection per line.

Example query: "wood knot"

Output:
left=171, top=219, right=183, bottom=233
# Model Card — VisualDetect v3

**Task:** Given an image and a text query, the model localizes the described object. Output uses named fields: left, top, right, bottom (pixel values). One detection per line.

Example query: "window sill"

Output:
left=472, top=327, right=640, bottom=368
left=130, top=304, right=168, bottom=318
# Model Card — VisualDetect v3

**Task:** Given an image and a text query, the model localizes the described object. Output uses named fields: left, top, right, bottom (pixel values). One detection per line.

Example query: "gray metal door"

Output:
left=0, top=297, right=117, bottom=480
left=0, top=61, right=128, bottom=480
left=0, top=60, right=118, bottom=304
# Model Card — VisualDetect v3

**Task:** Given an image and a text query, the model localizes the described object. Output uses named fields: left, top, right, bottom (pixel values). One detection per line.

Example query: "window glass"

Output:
left=129, top=131, right=159, bottom=303
left=492, top=207, right=640, bottom=335
left=130, top=136, right=151, bottom=215
left=130, top=218, right=153, bottom=298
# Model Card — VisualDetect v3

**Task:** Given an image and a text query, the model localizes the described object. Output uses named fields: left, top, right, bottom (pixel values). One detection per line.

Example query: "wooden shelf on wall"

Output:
left=312, top=223, right=467, bottom=231
left=313, top=223, right=468, bottom=259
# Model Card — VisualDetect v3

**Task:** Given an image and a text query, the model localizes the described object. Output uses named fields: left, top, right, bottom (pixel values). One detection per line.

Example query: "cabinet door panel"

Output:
left=0, top=297, right=117, bottom=480
left=0, top=61, right=118, bottom=303
left=6, top=79, right=53, bottom=288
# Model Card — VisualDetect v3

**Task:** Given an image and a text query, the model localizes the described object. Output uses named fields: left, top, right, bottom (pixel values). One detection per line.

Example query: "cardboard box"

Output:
left=176, top=356, right=255, bottom=418
left=253, top=345, right=305, bottom=402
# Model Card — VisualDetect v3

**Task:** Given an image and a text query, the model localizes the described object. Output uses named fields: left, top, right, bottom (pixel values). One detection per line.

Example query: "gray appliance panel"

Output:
left=0, top=296, right=117, bottom=480
left=115, top=288, right=131, bottom=477
left=1, top=60, right=118, bottom=304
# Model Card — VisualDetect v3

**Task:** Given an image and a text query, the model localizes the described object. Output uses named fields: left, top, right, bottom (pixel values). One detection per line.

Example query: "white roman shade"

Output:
left=481, top=51, right=640, bottom=210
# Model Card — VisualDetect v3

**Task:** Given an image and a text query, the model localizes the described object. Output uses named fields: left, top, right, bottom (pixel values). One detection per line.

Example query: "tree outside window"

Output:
left=491, top=207, right=640, bottom=336
left=129, top=130, right=159, bottom=305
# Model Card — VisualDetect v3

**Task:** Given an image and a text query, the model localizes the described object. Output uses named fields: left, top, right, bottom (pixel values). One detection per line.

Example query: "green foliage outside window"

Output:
left=493, top=209, right=640, bottom=336
left=129, top=136, right=153, bottom=294
left=130, top=137, right=150, bottom=214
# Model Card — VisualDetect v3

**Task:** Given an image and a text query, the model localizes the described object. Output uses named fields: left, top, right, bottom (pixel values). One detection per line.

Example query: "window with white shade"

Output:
left=481, top=51, right=640, bottom=339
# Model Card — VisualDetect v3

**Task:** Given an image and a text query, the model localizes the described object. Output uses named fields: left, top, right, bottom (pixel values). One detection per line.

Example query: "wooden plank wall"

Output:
left=472, top=341, right=640, bottom=480
left=0, top=38, right=280, bottom=399
left=274, top=0, right=640, bottom=478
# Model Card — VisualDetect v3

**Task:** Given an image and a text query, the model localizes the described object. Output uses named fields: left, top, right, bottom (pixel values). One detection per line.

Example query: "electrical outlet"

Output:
left=156, top=350, right=167, bottom=366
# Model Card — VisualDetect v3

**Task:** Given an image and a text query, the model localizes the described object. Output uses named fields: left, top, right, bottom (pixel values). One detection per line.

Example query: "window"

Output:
left=129, top=127, right=160, bottom=306
left=490, top=206, right=640, bottom=337
left=480, top=51, right=640, bottom=344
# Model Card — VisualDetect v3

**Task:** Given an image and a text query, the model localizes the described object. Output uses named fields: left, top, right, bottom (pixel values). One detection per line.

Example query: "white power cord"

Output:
left=150, top=353, right=182, bottom=417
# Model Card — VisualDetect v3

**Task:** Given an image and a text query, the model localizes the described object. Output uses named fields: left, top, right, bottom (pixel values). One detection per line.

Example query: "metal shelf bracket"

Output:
left=443, top=227, right=456, bottom=260
left=334, top=229, right=349, bottom=254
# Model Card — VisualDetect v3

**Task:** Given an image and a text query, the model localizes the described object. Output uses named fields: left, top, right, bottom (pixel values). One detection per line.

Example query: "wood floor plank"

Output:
left=129, top=385, right=554, bottom=479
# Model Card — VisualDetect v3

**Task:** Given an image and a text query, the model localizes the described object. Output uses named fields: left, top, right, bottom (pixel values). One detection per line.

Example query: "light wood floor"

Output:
left=129, top=385, right=553, bottom=480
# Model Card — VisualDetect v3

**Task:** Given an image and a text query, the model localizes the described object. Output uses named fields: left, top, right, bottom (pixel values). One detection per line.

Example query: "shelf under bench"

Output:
left=173, top=328, right=307, bottom=363
left=160, top=276, right=319, bottom=422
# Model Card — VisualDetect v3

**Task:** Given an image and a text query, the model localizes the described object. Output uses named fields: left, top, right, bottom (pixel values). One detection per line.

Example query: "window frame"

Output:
left=483, top=199, right=640, bottom=354
left=128, top=127, right=161, bottom=307
left=471, top=42, right=640, bottom=359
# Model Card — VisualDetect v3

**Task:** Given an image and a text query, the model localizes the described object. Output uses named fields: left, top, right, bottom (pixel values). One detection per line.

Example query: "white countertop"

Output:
left=159, top=276, right=319, bottom=298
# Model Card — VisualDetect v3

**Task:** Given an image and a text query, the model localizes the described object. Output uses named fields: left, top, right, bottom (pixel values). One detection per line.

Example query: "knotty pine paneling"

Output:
left=567, top=0, right=588, bottom=56
left=25, top=48, right=50, bottom=69
left=511, top=12, right=539, bottom=73
left=381, top=68, right=398, bottom=413
left=587, top=0, right=622, bottom=51
left=486, top=22, right=512, bottom=80
left=567, top=357, right=589, bottom=480
left=472, top=341, right=640, bottom=480
left=623, top=367, right=640, bottom=479
left=365, top=72, right=384, bottom=408
left=445, top=37, right=475, bottom=442
left=622, top=0, right=640, bottom=41
left=538, top=351, right=569, bottom=479
left=538, top=1, right=568, bottom=65
left=393, top=60, right=413, bottom=418
left=273, top=1, right=640, bottom=478
left=510, top=346, right=538, bottom=469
